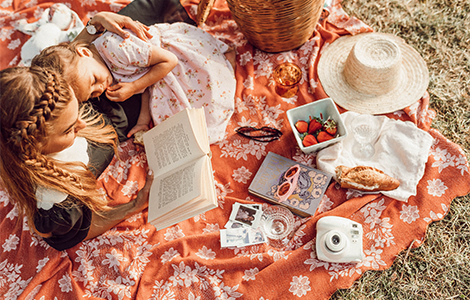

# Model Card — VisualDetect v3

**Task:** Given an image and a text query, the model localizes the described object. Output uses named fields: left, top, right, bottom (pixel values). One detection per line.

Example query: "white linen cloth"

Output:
left=316, top=111, right=434, bottom=202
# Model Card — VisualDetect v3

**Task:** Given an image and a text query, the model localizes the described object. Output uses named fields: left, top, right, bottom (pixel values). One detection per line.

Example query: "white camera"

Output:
left=315, top=216, right=364, bottom=263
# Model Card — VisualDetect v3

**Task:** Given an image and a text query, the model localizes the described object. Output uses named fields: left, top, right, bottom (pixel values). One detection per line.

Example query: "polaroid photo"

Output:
left=244, top=203, right=262, bottom=211
left=247, top=227, right=267, bottom=246
left=231, top=202, right=261, bottom=212
left=224, top=220, right=248, bottom=229
left=220, top=228, right=250, bottom=248
left=220, top=227, right=267, bottom=248
left=229, top=203, right=263, bottom=228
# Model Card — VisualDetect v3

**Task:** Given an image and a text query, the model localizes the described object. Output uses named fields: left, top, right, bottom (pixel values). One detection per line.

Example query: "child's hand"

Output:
left=128, top=123, right=150, bottom=138
left=105, top=82, right=137, bottom=102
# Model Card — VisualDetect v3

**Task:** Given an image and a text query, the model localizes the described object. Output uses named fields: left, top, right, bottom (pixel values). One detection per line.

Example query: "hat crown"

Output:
left=343, top=34, right=402, bottom=96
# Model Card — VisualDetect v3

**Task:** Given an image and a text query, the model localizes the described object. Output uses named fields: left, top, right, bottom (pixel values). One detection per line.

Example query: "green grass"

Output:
left=331, top=0, right=470, bottom=299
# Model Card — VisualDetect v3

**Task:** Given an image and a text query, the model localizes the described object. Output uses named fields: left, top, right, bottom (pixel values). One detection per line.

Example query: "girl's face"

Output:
left=41, top=90, right=86, bottom=155
left=74, top=46, right=114, bottom=102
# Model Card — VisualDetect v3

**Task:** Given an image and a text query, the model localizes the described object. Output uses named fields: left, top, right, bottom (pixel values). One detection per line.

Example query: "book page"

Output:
left=149, top=154, right=217, bottom=230
left=143, top=108, right=209, bottom=177
left=147, top=156, right=206, bottom=223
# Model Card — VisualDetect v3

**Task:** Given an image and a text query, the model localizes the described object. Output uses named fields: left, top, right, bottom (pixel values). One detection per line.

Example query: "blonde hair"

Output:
left=0, top=66, right=118, bottom=232
left=32, top=41, right=90, bottom=102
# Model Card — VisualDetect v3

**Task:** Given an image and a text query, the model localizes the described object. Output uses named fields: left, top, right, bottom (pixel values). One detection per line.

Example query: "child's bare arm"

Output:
left=106, top=45, right=178, bottom=102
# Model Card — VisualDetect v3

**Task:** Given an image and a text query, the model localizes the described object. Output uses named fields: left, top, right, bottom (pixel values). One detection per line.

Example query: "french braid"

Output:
left=1, top=66, right=117, bottom=233
left=8, top=69, right=84, bottom=188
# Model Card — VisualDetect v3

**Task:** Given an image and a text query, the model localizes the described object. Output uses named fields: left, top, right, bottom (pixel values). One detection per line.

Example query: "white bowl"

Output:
left=287, top=98, right=348, bottom=154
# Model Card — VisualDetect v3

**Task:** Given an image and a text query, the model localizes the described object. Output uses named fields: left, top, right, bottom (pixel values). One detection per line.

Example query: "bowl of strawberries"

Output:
left=287, top=98, right=348, bottom=154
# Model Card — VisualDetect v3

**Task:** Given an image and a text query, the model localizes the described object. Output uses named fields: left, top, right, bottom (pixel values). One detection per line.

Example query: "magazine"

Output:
left=248, top=152, right=332, bottom=217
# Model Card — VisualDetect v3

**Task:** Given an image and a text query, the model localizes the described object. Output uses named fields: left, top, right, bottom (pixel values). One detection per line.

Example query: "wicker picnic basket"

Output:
left=226, top=0, right=325, bottom=52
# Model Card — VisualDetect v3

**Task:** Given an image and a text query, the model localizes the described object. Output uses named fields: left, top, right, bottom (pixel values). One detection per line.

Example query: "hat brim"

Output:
left=317, top=33, right=429, bottom=114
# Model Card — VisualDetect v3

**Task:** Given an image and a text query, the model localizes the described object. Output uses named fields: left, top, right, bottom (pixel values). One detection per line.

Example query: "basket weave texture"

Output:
left=226, top=0, right=325, bottom=52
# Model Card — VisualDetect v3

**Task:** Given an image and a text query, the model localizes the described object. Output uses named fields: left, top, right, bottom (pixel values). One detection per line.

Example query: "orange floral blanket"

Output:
left=1, top=0, right=470, bottom=299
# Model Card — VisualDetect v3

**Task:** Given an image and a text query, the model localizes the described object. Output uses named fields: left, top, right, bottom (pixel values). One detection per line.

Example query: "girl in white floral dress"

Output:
left=34, top=22, right=236, bottom=144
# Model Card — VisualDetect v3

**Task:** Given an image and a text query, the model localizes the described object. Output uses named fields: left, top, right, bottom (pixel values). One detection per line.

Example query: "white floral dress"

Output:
left=93, top=22, right=236, bottom=144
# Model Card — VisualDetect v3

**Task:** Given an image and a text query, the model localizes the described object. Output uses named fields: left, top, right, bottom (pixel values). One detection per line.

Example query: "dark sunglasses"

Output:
left=236, top=126, right=283, bottom=142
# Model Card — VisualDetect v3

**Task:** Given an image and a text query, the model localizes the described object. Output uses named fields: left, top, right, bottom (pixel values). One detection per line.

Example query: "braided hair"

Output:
left=0, top=66, right=117, bottom=231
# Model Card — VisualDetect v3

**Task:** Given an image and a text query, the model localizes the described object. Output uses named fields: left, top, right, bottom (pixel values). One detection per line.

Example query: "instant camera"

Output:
left=316, top=216, right=364, bottom=263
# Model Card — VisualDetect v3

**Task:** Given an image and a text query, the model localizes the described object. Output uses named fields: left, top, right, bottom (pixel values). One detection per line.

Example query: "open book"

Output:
left=142, top=108, right=217, bottom=231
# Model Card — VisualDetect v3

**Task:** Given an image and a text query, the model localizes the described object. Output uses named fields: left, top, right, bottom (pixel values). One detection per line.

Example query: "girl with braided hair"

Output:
left=0, top=66, right=153, bottom=251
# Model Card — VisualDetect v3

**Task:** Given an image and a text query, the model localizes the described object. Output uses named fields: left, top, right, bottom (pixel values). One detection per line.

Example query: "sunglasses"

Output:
left=276, top=164, right=300, bottom=203
left=236, top=126, right=282, bottom=142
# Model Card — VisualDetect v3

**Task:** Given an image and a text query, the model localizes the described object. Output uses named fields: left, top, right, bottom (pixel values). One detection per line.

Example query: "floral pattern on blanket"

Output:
left=1, top=0, right=470, bottom=299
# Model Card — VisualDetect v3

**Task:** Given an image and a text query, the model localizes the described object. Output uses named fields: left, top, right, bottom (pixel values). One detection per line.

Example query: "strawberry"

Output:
left=302, top=134, right=318, bottom=147
left=294, top=120, right=308, bottom=133
left=307, top=117, right=323, bottom=134
left=317, top=131, right=334, bottom=143
left=323, top=117, right=338, bottom=136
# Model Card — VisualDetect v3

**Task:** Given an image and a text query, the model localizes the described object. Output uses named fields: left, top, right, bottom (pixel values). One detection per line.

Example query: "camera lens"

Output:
left=331, top=234, right=341, bottom=245
left=324, top=230, right=346, bottom=253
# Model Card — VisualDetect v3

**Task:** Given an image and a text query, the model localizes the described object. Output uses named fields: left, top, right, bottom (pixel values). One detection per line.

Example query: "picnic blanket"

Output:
left=1, top=0, right=470, bottom=299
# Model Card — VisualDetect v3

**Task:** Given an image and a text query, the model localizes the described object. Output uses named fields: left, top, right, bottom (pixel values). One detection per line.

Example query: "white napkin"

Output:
left=316, top=111, right=434, bottom=202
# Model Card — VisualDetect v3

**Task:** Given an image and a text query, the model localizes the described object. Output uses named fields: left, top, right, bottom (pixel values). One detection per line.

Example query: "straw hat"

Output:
left=317, top=32, right=429, bottom=114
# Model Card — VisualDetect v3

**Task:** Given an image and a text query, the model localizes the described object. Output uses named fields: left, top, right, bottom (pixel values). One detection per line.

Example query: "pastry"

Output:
left=335, top=165, right=400, bottom=192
